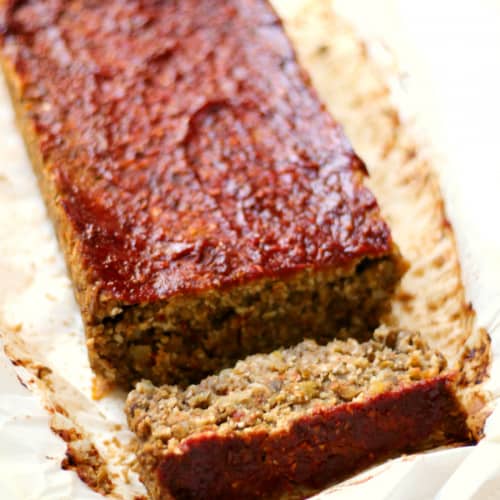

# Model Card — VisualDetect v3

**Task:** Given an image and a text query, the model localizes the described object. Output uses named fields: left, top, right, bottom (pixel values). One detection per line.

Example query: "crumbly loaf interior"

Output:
left=90, top=256, right=403, bottom=387
left=126, top=327, right=447, bottom=450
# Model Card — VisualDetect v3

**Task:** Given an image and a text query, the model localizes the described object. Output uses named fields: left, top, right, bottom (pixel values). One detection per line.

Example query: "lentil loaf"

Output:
left=126, top=328, right=471, bottom=500
left=0, top=0, right=405, bottom=387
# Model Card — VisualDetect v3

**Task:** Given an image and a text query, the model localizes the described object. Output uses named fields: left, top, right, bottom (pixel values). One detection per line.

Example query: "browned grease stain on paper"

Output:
left=4, top=347, right=116, bottom=496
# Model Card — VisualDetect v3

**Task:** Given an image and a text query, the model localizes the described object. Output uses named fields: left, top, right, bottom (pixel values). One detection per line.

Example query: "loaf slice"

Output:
left=0, top=0, right=404, bottom=387
left=126, top=328, right=471, bottom=500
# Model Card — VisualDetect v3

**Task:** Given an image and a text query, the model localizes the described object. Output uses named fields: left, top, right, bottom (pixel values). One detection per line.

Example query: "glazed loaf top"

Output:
left=0, top=0, right=394, bottom=306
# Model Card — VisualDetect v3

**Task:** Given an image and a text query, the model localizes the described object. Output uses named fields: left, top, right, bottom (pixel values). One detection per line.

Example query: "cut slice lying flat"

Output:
left=126, top=327, right=471, bottom=500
